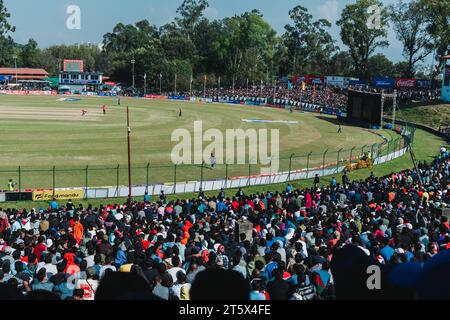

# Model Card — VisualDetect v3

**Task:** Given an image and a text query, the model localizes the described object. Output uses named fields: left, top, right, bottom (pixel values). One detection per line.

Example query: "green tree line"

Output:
left=0, top=0, right=448, bottom=92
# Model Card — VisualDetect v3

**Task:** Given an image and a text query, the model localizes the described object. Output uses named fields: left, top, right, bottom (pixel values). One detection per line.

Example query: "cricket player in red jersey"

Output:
left=81, top=109, right=87, bottom=116
left=102, top=105, right=107, bottom=115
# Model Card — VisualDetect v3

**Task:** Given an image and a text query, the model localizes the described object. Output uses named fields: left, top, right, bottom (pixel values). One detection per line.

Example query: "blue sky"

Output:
left=3, top=0, right=432, bottom=65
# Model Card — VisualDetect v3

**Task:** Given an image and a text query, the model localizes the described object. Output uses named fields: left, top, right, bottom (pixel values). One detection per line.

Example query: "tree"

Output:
left=389, top=0, right=434, bottom=78
left=328, top=51, right=354, bottom=76
left=103, top=20, right=158, bottom=54
left=273, top=41, right=290, bottom=78
left=304, top=19, right=338, bottom=74
left=418, top=0, right=450, bottom=74
left=337, top=0, right=389, bottom=78
left=160, top=22, right=196, bottom=62
left=214, top=10, right=277, bottom=86
left=103, top=20, right=162, bottom=86
left=176, top=0, right=209, bottom=39
left=18, top=38, right=40, bottom=67
left=0, top=0, right=16, bottom=66
left=393, top=61, right=411, bottom=78
left=367, top=54, right=394, bottom=77
left=283, top=6, right=337, bottom=75
left=192, top=19, right=223, bottom=75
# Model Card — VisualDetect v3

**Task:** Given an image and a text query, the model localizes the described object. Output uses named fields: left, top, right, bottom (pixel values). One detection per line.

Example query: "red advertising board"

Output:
left=304, top=75, right=325, bottom=85
left=0, top=90, right=57, bottom=95
left=144, top=94, right=168, bottom=100
left=395, top=78, right=416, bottom=88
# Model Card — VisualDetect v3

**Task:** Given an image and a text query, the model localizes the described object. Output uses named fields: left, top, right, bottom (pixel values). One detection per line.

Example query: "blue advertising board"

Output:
left=168, top=95, right=189, bottom=101
left=416, top=79, right=438, bottom=88
left=348, top=79, right=368, bottom=86
left=372, top=77, right=394, bottom=88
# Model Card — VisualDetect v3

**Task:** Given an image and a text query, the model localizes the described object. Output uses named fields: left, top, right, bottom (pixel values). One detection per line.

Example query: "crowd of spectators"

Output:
left=0, top=147, right=449, bottom=300
left=348, top=85, right=441, bottom=103
left=173, top=83, right=441, bottom=113
left=177, top=85, right=349, bottom=112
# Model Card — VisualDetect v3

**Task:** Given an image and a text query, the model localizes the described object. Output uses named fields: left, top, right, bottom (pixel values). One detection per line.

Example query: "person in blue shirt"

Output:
left=380, top=238, right=395, bottom=263
left=249, top=280, right=266, bottom=300
left=49, top=198, right=59, bottom=211
left=263, top=253, right=278, bottom=280
left=405, top=249, right=415, bottom=262
left=217, top=201, right=227, bottom=213
left=330, top=177, right=337, bottom=187
left=115, top=247, right=127, bottom=269
left=286, top=184, right=293, bottom=193
left=144, top=192, right=150, bottom=204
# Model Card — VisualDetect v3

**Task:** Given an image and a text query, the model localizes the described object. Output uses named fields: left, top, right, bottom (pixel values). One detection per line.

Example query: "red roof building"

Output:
left=0, top=68, right=49, bottom=80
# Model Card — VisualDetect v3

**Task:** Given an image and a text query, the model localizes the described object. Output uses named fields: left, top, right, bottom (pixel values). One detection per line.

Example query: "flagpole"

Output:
left=273, top=77, right=276, bottom=102
left=203, top=75, right=206, bottom=97
left=189, top=74, right=192, bottom=97
left=232, top=76, right=235, bottom=95
left=126, top=106, right=132, bottom=205
left=143, top=73, right=147, bottom=96
left=174, top=74, right=177, bottom=95
left=159, top=73, right=162, bottom=95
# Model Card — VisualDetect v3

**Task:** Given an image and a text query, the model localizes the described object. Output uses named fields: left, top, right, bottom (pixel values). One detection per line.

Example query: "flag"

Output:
left=159, top=73, right=162, bottom=79
left=190, top=74, right=193, bottom=83
left=293, top=74, right=299, bottom=84
left=288, top=81, right=293, bottom=91
left=204, top=75, right=207, bottom=81
left=302, top=81, right=306, bottom=91
left=144, top=73, right=147, bottom=80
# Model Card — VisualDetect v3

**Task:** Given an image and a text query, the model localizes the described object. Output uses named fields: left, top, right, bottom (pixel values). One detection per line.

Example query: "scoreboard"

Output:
left=347, top=90, right=383, bottom=127
left=63, top=60, right=84, bottom=72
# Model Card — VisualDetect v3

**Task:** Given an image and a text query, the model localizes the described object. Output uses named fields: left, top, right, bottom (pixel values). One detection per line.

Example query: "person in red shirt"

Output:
left=231, top=198, right=240, bottom=211
left=34, top=236, right=47, bottom=261
left=102, top=105, right=107, bottom=115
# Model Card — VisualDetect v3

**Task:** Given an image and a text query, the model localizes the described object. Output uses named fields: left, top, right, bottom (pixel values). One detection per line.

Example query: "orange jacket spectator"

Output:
left=74, top=220, right=84, bottom=244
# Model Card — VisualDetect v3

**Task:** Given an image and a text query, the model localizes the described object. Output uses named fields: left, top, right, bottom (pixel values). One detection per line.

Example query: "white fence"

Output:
left=81, top=146, right=409, bottom=199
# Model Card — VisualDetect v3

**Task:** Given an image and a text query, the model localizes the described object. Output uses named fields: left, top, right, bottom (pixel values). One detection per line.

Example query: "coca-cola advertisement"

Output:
left=395, top=78, right=417, bottom=88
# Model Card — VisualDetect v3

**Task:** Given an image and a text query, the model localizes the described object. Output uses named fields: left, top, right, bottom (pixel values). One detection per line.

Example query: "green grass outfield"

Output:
left=0, top=95, right=395, bottom=190
left=0, top=94, right=446, bottom=209
left=4, top=128, right=446, bottom=210
left=387, top=100, right=450, bottom=130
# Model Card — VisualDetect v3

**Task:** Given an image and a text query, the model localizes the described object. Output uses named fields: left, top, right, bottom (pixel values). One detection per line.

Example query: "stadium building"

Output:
left=0, top=67, right=49, bottom=81
left=58, top=59, right=103, bottom=94
left=0, top=67, right=51, bottom=90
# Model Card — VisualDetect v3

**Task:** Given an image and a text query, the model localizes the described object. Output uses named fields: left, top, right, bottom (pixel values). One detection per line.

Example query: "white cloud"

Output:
left=317, top=0, right=339, bottom=23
